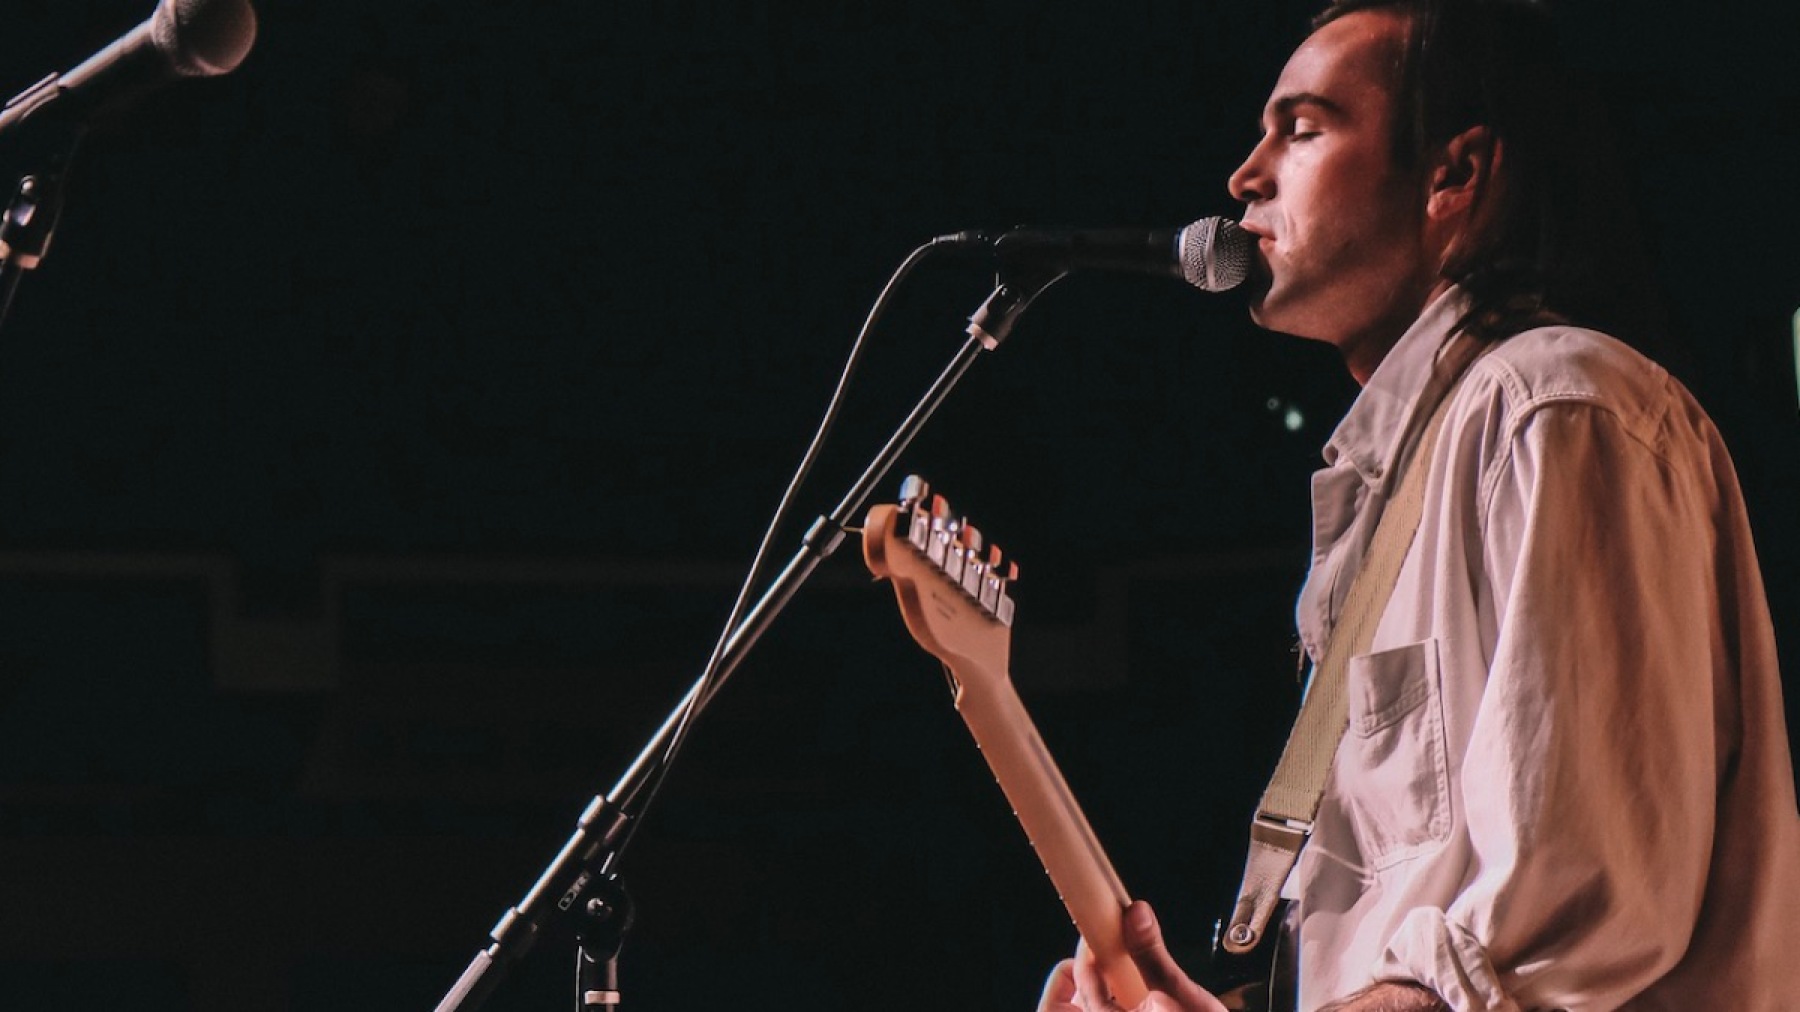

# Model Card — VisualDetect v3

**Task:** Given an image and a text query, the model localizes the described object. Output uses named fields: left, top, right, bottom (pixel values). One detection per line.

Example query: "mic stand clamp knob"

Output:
left=575, top=873, right=635, bottom=1012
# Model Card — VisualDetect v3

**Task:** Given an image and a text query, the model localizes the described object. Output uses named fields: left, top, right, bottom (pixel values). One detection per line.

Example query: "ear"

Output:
left=1426, top=124, right=1500, bottom=223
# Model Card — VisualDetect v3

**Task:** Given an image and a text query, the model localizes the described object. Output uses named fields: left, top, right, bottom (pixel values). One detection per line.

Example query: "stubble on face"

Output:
left=1232, top=11, right=1446, bottom=382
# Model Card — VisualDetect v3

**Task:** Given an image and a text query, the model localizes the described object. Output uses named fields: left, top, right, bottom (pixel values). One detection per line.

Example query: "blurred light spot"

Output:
left=1266, top=396, right=1308, bottom=433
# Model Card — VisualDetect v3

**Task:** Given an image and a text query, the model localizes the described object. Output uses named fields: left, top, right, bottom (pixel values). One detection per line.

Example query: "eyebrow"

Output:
left=1263, top=91, right=1348, bottom=123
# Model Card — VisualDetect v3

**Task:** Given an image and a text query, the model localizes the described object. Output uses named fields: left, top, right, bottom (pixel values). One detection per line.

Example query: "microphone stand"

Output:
left=431, top=261, right=1069, bottom=1012
left=0, top=120, right=83, bottom=337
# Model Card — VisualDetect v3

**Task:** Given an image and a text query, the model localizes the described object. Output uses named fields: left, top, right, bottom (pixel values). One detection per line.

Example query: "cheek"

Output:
left=1270, top=153, right=1343, bottom=240
left=1295, top=167, right=1412, bottom=252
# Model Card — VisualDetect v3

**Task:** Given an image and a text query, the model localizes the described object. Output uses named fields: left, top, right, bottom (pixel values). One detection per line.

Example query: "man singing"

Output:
left=1038, top=1, right=1800, bottom=1009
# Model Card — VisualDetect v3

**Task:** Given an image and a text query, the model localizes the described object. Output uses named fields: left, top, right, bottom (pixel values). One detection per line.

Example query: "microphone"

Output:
left=991, top=216, right=1253, bottom=293
left=960, top=217, right=1254, bottom=347
left=0, top=0, right=258, bottom=141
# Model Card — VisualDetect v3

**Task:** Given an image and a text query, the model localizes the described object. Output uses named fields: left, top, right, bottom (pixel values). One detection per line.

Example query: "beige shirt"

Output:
left=1289, top=288, right=1800, bottom=1011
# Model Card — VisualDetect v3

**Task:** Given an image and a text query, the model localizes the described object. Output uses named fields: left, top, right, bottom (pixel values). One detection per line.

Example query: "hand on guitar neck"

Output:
left=1038, top=900, right=1229, bottom=1012
left=862, top=477, right=1228, bottom=1012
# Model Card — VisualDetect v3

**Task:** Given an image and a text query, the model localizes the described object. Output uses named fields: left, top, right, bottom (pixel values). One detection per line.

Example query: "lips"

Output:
left=1236, top=216, right=1272, bottom=238
left=1237, top=221, right=1274, bottom=253
left=1236, top=224, right=1275, bottom=280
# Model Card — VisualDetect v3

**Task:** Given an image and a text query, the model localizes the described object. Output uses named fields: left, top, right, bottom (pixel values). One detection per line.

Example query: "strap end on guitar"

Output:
left=1223, top=815, right=1310, bottom=955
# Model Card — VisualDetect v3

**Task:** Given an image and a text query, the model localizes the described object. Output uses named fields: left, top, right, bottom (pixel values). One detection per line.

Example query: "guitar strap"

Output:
left=1223, top=329, right=1489, bottom=955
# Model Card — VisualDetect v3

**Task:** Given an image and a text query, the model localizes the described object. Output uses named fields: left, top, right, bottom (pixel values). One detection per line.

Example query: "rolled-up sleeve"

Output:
left=1369, top=398, right=1722, bottom=1011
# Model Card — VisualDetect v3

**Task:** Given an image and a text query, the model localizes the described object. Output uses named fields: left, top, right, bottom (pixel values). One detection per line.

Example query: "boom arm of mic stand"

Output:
left=433, top=279, right=1035, bottom=1012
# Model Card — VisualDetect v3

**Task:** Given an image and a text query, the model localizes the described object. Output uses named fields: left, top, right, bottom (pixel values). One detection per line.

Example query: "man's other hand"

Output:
left=1036, top=901, right=1229, bottom=1012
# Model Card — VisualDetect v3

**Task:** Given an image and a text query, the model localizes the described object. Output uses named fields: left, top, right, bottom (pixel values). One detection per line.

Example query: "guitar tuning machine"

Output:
left=976, top=545, right=1005, bottom=615
left=889, top=477, right=1019, bottom=627
left=897, top=474, right=930, bottom=510
left=926, top=495, right=956, bottom=567
left=898, top=477, right=935, bottom=552
left=956, top=522, right=983, bottom=554
left=988, top=551, right=1020, bottom=627
left=942, top=521, right=979, bottom=587
left=957, top=527, right=987, bottom=598
left=944, top=540, right=967, bottom=584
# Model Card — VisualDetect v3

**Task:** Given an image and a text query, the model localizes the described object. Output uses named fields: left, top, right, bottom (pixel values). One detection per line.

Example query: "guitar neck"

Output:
left=948, top=665, right=1148, bottom=1008
left=861, top=488, right=1147, bottom=1007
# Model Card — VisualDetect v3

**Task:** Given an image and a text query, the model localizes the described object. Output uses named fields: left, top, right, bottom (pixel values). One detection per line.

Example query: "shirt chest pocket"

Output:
left=1336, top=638, right=1452, bottom=869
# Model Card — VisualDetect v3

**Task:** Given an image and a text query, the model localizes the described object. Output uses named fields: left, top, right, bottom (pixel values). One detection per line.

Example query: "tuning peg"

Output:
left=907, top=508, right=932, bottom=551
left=986, top=555, right=1018, bottom=626
left=957, top=522, right=983, bottom=554
left=944, top=517, right=975, bottom=584
left=973, top=544, right=1004, bottom=614
left=944, top=539, right=967, bottom=583
left=974, top=546, right=998, bottom=613
left=958, top=525, right=987, bottom=597
left=995, top=559, right=1019, bottom=627
left=956, top=525, right=984, bottom=590
left=903, top=480, right=934, bottom=550
left=927, top=496, right=955, bottom=566
left=995, top=585, right=1016, bottom=627
left=898, top=475, right=929, bottom=509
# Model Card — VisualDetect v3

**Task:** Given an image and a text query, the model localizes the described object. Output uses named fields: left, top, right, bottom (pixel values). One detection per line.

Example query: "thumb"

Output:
left=1121, top=901, right=1185, bottom=994
left=1121, top=901, right=1228, bottom=1012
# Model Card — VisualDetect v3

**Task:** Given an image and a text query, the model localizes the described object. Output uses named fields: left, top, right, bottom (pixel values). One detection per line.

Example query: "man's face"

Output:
left=1229, top=10, right=1444, bottom=381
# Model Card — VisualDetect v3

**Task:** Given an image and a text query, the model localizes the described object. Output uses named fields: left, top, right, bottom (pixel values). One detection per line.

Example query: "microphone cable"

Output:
left=604, top=229, right=983, bottom=861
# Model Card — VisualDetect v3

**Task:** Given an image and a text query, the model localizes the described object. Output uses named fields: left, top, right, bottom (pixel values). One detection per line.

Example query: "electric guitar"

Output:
left=863, top=475, right=1150, bottom=1007
left=863, top=476, right=1294, bottom=1012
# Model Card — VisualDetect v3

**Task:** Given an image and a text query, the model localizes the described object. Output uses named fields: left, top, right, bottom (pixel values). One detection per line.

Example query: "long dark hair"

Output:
left=1315, top=0, right=1671, bottom=351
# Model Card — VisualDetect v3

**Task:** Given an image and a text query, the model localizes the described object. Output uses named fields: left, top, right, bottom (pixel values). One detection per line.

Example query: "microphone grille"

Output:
left=1178, top=217, right=1252, bottom=293
left=153, top=0, right=258, bottom=78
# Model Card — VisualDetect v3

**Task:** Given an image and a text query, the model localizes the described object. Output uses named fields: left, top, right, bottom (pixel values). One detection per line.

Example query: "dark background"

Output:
left=0, top=1, right=1794, bottom=1009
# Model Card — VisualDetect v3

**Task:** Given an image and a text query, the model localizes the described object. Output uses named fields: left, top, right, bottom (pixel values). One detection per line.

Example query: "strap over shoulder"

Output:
left=1223, top=331, right=1490, bottom=954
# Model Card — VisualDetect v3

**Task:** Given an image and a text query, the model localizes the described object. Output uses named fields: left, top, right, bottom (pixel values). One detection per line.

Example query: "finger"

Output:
left=1070, top=939, right=1121, bottom=1011
left=1121, top=901, right=1182, bottom=992
left=1037, top=958, right=1080, bottom=1011
left=1121, top=901, right=1229, bottom=1012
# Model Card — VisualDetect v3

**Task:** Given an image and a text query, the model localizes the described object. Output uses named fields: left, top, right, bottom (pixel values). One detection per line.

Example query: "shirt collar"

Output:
left=1322, top=285, right=1472, bottom=484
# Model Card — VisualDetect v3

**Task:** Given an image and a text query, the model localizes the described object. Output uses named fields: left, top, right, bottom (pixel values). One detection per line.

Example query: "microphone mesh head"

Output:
left=1178, top=217, right=1252, bottom=292
left=152, top=0, right=259, bottom=78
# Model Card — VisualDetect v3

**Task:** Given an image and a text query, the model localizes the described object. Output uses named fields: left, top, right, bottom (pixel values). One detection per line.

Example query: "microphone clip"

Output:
left=966, top=260, right=1069, bottom=350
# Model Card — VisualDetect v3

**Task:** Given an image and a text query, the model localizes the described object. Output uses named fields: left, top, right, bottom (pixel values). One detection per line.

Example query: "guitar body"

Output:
left=1207, top=901, right=1296, bottom=1012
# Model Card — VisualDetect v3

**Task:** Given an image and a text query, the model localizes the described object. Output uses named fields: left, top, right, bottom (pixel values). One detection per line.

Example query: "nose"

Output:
left=1228, top=136, right=1273, bottom=204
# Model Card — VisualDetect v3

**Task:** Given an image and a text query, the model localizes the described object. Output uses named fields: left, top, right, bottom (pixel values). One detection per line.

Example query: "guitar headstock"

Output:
left=863, top=476, right=1019, bottom=691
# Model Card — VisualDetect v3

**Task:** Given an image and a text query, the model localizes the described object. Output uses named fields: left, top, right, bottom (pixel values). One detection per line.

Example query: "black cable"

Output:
left=605, top=231, right=982, bottom=861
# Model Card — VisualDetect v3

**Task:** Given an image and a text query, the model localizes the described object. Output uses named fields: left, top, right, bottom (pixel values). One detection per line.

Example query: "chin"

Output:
left=1243, top=277, right=1275, bottom=324
left=1244, top=281, right=1313, bottom=339
left=1247, top=305, right=1341, bottom=349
